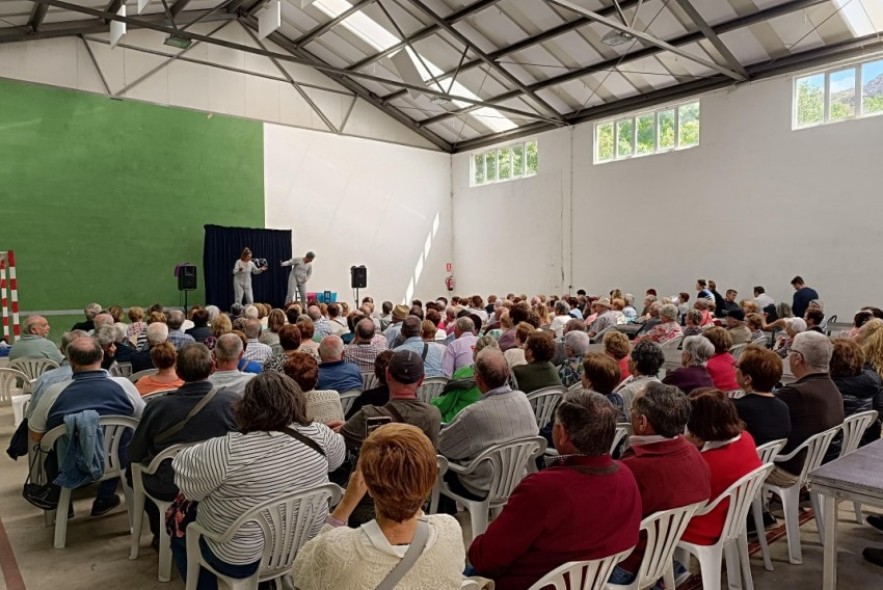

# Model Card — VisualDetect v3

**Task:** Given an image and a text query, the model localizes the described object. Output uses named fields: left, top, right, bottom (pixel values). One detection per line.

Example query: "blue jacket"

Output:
left=55, top=410, right=105, bottom=488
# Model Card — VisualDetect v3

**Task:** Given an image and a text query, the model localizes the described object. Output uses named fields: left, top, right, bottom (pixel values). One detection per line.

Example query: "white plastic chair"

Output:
left=729, top=344, right=747, bottom=359
left=437, top=436, right=546, bottom=540
left=832, top=411, right=878, bottom=524
left=677, top=463, right=775, bottom=590
left=130, top=369, right=159, bottom=383
left=130, top=444, right=192, bottom=582
left=338, top=390, right=361, bottom=415
left=659, top=336, right=683, bottom=350
left=568, top=381, right=583, bottom=392
left=417, top=377, right=449, bottom=403
left=611, top=425, right=629, bottom=455
left=762, top=425, right=840, bottom=564
left=41, top=415, right=140, bottom=549
left=0, top=366, right=32, bottom=427
left=751, top=439, right=787, bottom=571
left=116, top=361, right=133, bottom=378
left=361, top=372, right=379, bottom=391
left=607, top=501, right=706, bottom=590
left=528, top=547, right=635, bottom=590
left=184, top=483, right=343, bottom=590
left=142, top=389, right=178, bottom=403
left=429, top=455, right=450, bottom=514
left=9, top=357, right=60, bottom=380
left=525, top=386, right=565, bottom=428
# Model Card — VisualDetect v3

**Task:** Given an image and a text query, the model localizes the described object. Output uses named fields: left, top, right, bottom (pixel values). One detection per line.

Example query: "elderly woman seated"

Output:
left=704, top=327, right=740, bottom=392
left=557, top=330, right=592, bottom=387
left=832, top=338, right=883, bottom=445
left=512, top=331, right=564, bottom=393
left=283, top=352, right=345, bottom=423
left=293, top=424, right=466, bottom=590
left=662, top=335, right=715, bottom=395
left=773, top=317, right=807, bottom=358
left=684, top=309, right=704, bottom=337
left=581, top=353, right=625, bottom=421
left=614, top=340, right=665, bottom=414
left=747, top=313, right=766, bottom=342
left=634, top=303, right=683, bottom=345
left=263, top=324, right=302, bottom=372
left=603, top=330, right=632, bottom=383
left=504, top=321, right=534, bottom=369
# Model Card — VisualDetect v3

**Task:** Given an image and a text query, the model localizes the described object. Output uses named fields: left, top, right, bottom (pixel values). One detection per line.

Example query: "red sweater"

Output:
left=469, top=454, right=641, bottom=590
left=681, top=431, right=761, bottom=545
left=706, top=353, right=739, bottom=391
left=619, top=436, right=711, bottom=572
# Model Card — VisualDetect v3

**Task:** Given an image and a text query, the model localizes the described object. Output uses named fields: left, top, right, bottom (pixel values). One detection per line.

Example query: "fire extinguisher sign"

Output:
left=446, top=262, right=452, bottom=272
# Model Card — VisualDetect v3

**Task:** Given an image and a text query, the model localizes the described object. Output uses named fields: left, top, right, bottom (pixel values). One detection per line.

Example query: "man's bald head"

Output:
left=67, top=337, right=103, bottom=371
left=355, top=319, right=376, bottom=341
left=474, top=348, right=510, bottom=391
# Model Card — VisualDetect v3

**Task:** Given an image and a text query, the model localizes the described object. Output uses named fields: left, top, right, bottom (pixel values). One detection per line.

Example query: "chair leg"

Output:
left=158, top=526, right=173, bottom=583
left=467, top=502, right=489, bottom=540
left=663, top=565, right=677, bottom=590
left=122, top=476, right=135, bottom=533
left=130, top=490, right=145, bottom=560
left=723, top=542, right=741, bottom=590
left=54, top=487, right=72, bottom=549
left=853, top=502, right=863, bottom=525
left=694, top=544, right=723, bottom=590
left=185, top=531, right=201, bottom=590
left=811, top=490, right=825, bottom=545
left=781, top=486, right=803, bottom=565
left=751, top=498, right=773, bottom=572
left=737, top=533, right=754, bottom=590
left=44, top=509, right=56, bottom=528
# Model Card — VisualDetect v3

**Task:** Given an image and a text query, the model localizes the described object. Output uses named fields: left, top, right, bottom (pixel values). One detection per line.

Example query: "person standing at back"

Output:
left=790, top=276, right=819, bottom=319
left=232, top=248, right=266, bottom=307
left=281, top=251, right=315, bottom=305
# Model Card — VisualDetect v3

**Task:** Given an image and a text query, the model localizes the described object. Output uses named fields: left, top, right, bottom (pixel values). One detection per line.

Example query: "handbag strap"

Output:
left=279, top=426, right=325, bottom=457
left=156, top=387, right=220, bottom=443
left=374, top=519, right=430, bottom=590
left=384, top=404, right=406, bottom=424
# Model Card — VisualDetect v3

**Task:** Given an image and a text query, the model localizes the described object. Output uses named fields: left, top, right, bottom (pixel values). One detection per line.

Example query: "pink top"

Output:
left=640, top=321, right=683, bottom=345
left=706, top=353, right=739, bottom=391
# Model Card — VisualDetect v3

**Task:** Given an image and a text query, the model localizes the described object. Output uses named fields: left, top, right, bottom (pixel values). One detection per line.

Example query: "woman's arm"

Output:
left=172, top=436, right=230, bottom=501
left=318, top=424, right=346, bottom=472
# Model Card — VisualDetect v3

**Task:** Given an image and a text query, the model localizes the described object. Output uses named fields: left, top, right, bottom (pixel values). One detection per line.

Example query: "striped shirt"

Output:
left=172, top=423, right=345, bottom=565
left=343, top=342, right=386, bottom=373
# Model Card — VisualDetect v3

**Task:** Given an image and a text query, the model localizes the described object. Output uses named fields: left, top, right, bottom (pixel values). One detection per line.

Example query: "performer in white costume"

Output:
left=232, top=247, right=267, bottom=306
left=281, top=251, right=315, bottom=304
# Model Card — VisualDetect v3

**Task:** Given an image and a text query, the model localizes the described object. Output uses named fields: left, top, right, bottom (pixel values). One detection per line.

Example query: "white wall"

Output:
left=264, top=123, right=453, bottom=305
left=453, top=74, right=883, bottom=318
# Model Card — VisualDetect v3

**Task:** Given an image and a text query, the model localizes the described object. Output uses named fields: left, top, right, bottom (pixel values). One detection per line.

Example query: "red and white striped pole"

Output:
left=0, top=252, right=8, bottom=342
left=8, top=250, right=20, bottom=341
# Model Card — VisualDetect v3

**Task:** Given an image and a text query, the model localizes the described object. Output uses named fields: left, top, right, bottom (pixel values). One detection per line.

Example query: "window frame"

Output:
left=470, top=139, right=539, bottom=187
left=594, top=99, right=700, bottom=164
left=793, top=55, right=883, bottom=130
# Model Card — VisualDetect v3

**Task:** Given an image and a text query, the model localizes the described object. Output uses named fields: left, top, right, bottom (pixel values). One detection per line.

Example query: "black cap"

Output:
left=388, top=350, right=425, bottom=384
left=727, top=309, right=745, bottom=321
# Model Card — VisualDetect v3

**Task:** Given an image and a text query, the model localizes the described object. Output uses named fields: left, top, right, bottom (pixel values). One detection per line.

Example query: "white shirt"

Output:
left=754, top=293, right=775, bottom=310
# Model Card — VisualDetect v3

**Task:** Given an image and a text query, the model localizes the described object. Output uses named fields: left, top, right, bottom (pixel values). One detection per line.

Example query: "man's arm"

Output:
left=442, top=344, right=456, bottom=378
left=437, top=409, right=476, bottom=460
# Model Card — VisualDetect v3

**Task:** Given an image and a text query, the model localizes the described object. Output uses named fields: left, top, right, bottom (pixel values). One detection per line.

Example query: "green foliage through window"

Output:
left=794, top=57, right=883, bottom=129
left=471, top=139, right=539, bottom=186
left=595, top=100, right=700, bottom=164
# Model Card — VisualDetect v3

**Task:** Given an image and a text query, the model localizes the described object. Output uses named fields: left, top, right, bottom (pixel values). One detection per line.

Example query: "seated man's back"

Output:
left=342, top=399, right=440, bottom=449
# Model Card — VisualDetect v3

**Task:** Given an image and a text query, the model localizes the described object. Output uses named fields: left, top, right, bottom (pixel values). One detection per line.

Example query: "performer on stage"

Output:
left=281, top=251, right=315, bottom=304
left=232, top=247, right=267, bottom=306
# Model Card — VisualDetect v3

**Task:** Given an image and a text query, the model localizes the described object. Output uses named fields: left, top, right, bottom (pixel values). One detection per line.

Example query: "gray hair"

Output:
left=659, top=303, right=679, bottom=322
left=455, top=316, right=476, bottom=334
left=625, top=293, right=635, bottom=305
left=682, top=335, right=715, bottom=366
left=630, top=340, right=665, bottom=376
left=244, top=319, right=262, bottom=339
left=214, top=333, right=243, bottom=362
left=792, top=331, right=833, bottom=372
left=93, top=313, right=114, bottom=329
left=61, top=330, right=89, bottom=358
left=177, top=343, right=213, bottom=381
left=93, top=325, right=117, bottom=348
left=205, top=305, right=220, bottom=323
left=475, top=348, right=510, bottom=389
left=633, top=381, right=691, bottom=438
left=554, top=300, right=571, bottom=315
left=785, top=317, right=807, bottom=336
left=244, top=305, right=259, bottom=319
left=686, top=309, right=702, bottom=325
left=113, top=322, right=128, bottom=343
left=84, top=303, right=102, bottom=320
left=564, top=330, right=591, bottom=356
left=68, top=337, right=103, bottom=367
left=555, top=389, right=617, bottom=456
left=146, top=322, right=169, bottom=346
left=475, top=335, right=499, bottom=354
left=167, top=309, right=185, bottom=330
left=318, top=335, right=344, bottom=361
left=808, top=299, right=824, bottom=312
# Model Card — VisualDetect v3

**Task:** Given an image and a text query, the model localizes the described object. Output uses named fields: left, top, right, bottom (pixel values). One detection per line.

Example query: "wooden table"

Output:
left=809, top=438, right=883, bottom=590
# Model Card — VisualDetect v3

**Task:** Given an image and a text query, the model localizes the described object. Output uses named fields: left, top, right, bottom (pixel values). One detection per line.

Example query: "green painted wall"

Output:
left=0, top=78, right=264, bottom=314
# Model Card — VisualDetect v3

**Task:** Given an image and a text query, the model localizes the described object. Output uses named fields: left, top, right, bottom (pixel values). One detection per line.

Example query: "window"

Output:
left=793, top=56, right=883, bottom=129
left=594, top=100, right=701, bottom=164
left=471, top=139, right=538, bottom=186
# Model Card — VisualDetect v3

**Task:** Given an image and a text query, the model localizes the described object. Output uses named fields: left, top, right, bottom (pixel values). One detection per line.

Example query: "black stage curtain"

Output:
left=203, top=224, right=292, bottom=311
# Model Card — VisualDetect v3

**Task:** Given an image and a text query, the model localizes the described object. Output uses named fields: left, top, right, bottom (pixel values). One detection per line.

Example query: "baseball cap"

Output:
left=727, top=309, right=745, bottom=322
left=388, top=350, right=425, bottom=384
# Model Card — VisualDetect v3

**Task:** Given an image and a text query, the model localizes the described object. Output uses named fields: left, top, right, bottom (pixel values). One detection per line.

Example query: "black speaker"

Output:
left=178, top=265, right=197, bottom=291
left=350, top=265, right=367, bottom=289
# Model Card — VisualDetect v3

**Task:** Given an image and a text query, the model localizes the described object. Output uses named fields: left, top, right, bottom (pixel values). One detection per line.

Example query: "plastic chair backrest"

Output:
left=730, top=344, right=747, bottom=359
left=755, top=439, right=787, bottom=464
left=41, top=415, right=140, bottom=479
left=751, top=337, right=768, bottom=347
left=526, top=547, right=635, bottom=590
left=417, top=377, right=449, bottom=404
left=0, top=367, right=31, bottom=402
left=132, top=443, right=192, bottom=495
left=635, top=501, right=705, bottom=587
left=218, top=483, right=343, bottom=579
left=700, top=462, right=775, bottom=544
left=840, top=410, right=878, bottom=458
left=525, top=387, right=564, bottom=428
left=361, top=372, right=379, bottom=392
left=9, top=357, right=59, bottom=381
left=116, top=362, right=133, bottom=378
left=143, top=389, right=177, bottom=402
left=338, top=391, right=361, bottom=415
left=777, top=425, right=840, bottom=484
left=130, top=369, right=159, bottom=383
left=659, top=336, right=683, bottom=350
left=567, top=381, right=582, bottom=392
left=611, top=426, right=629, bottom=454
left=463, top=436, right=546, bottom=505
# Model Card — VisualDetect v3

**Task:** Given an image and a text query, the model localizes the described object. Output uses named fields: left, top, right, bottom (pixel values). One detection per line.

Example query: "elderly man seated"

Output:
left=207, top=333, right=256, bottom=395
left=10, top=315, right=63, bottom=363
left=587, top=297, right=616, bottom=339
left=557, top=330, right=592, bottom=387
left=71, top=302, right=102, bottom=332
left=443, top=316, right=478, bottom=377
left=130, top=322, right=169, bottom=373
left=469, top=390, right=640, bottom=590
left=316, top=335, right=363, bottom=392
left=343, top=318, right=386, bottom=372
left=165, top=310, right=195, bottom=350
left=394, top=316, right=446, bottom=378
left=725, top=309, right=752, bottom=345
left=27, top=330, right=87, bottom=417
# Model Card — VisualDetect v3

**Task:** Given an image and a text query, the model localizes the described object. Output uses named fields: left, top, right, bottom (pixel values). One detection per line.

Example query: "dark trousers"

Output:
left=170, top=536, right=260, bottom=590
left=437, top=470, right=486, bottom=515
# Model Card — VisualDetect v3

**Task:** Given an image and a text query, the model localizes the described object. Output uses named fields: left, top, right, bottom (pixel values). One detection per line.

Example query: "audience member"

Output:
left=557, top=330, right=591, bottom=387
left=663, top=335, right=715, bottom=395
left=185, top=309, right=211, bottom=344
left=9, top=315, right=63, bottom=363
left=131, top=322, right=169, bottom=372
left=263, top=324, right=302, bottom=373
left=293, top=424, right=465, bottom=590
left=383, top=304, right=409, bottom=348
left=316, top=335, right=363, bottom=392
left=258, top=309, right=285, bottom=347
left=726, top=309, right=751, bottom=345
left=347, top=350, right=395, bottom=419
left=830, top=338, right=882, bottom=445
left=614, top=340, right=664, bottom=414
left=634, top=303, right=682, bottom=345
left=704, top=327, right=740, bottom=391
left=790, top=276, right=819, bottom=319
left=231, top=330, right=262, bottom=374
left=443, top=317, right=478, bottom=377
left=512, top=331, right=563, bottom=393
left=432, top=336, right=499, bottom=423
left=26, top=330, right=87, bottom=418
left=469, top=391, right=640, bottom=590
left=241, top=319, right=271, bottom=365
left=746, top=313, right=766, bottom=342
left=774, top=317, right=807, bottom=358
left=684, top=309, right=704, bottom=336
left=283, top=352, right=344, bottom=423
left=602, top=330, right=632, bottom=383
left=721, top=289, right=741, bottom=316
left=754, top=286, right=775, bottom=311
left=207, top=333, right=256, bottom=395
left=394, top=317, right=445, bottom=378
left=166, top=310, right=195, bottom=350
left=503, top=321, right=533, bottom=369
left=295, top=319, right=322, bottom=362
left=581, top=353, right=625, bottom=421
left=733, top=346, right=791, bottom=446
left=71, top=302, right=101, bottom=332
left=135, top=342, right=185, bottom=395
left=587, top=298, right=616, bottom=338
left=498, top=304, right=530, bottom=351
left=550, top=300, right=571, bottom=338
left=343, top=318, right=386, bottom=372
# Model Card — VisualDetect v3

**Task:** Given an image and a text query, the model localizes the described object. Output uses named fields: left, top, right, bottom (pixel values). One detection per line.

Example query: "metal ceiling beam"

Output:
left=546, top=0, right=745, bottom=81
left=170, top=0, right=194, bottom=17
left=0, top=7, right=236, bottom=43
left=671, top=0, right=748, bottom=79
left=379, top=0, right=643, bottom=105
left=292, top=0, right=376, bottom=48
left=416, top=0, right=826, bottom=128
left=27, top=3, right=49, bottom=31
left=105, top=0, right=124, bottom=21
left=452, top=32, right=883, bottom=152
left=405, top=0, right=565, bottom=123
left=346, top=0, right=502, bottom=72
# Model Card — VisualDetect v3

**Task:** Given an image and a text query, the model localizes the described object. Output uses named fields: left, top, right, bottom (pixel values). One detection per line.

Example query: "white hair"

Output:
left=84, top=303, right=102, bottom=319
left=682, top=335, right=715, bottom=367
left=205, top=305, right=220, bottom=323
left=244, top=305, right=259, bottom=320
left=785, top=317, right=807, bottom=336
left=659, top=303, right=679, bottom=321
left=792, top=331, right=832, bottom=372
left=564, top=331, right=591, bottom=356
left=146, top=322, right=169, bottom=345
